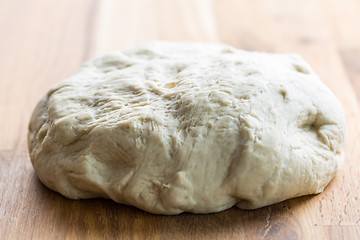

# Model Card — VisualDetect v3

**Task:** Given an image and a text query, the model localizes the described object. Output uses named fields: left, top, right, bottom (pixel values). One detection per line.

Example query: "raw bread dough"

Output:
left=28, top=41, right=346, bottom=215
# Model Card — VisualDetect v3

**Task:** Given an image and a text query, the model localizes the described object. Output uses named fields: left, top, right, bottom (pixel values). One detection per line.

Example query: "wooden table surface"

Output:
left=1, top=0, right=360, bottom=239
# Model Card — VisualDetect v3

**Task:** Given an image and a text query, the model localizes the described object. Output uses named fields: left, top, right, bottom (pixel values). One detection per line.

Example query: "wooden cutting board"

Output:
left=1, top=0, right=359, bottom=239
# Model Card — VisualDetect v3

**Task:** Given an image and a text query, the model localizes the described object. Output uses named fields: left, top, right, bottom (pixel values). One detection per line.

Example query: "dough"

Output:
left=28, top=41, right=346, bottom=215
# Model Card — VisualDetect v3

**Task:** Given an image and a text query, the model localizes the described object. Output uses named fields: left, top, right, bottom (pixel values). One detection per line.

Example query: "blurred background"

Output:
left=1, top=0, right=360, bottom=239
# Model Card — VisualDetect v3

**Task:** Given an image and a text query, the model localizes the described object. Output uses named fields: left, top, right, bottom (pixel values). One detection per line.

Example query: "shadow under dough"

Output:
left=32, top=172, right=313, bottom=239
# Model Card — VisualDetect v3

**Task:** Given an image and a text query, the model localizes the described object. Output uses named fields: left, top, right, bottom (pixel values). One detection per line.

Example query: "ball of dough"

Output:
left=28, top=41, right=346, bottom=215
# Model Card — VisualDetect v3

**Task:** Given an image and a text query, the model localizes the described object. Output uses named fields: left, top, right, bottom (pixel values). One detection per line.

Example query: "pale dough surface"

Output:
left=28, top=41, right=346, bottom=214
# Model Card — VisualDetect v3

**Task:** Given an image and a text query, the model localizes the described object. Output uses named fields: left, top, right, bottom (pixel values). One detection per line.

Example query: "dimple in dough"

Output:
left=28, top=41, right=346, bottom=215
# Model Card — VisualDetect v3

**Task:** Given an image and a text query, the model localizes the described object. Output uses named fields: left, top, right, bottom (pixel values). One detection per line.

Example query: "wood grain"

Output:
left=1, top=0, right=359, bottom=239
